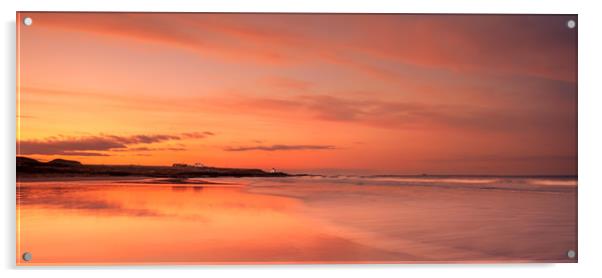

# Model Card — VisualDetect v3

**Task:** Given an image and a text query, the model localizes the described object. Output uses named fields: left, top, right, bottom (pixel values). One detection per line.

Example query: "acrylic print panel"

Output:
left=15, top=12, right=577, bottom=265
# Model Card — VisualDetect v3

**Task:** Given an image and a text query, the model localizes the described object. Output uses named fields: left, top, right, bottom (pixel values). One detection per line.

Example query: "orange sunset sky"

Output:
left=16, top=13, right=577, bottom=175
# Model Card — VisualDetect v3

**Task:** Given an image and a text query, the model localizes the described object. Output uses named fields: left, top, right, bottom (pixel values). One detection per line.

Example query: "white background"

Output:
left=1, top=0, right=601, bottom=277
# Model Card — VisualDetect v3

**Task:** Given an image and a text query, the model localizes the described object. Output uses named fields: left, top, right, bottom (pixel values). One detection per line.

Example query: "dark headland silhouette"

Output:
left=16, top=156, right=289, bottom=178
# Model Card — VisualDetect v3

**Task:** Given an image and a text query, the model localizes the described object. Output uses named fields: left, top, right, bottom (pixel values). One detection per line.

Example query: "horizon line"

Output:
left=16, top=156, right=577, bottom=178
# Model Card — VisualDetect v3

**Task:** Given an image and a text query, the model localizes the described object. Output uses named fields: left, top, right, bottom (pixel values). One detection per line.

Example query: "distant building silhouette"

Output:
left=173, top=162, right=206, bottom=168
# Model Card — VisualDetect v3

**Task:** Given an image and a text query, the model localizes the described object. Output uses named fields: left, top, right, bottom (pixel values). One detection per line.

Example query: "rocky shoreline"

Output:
left=17, top=156, right=290, bottom=179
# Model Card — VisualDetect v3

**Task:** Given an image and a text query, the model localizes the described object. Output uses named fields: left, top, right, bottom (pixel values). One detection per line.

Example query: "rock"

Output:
left=47, top=159, right=82, bottom=167
left=16, top=156, right=42, bottom=167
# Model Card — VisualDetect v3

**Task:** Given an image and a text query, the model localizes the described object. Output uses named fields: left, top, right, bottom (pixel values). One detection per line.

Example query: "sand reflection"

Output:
left=17, top=179, right=402, bottom=264
left=17, top=176, right=576, bottom=264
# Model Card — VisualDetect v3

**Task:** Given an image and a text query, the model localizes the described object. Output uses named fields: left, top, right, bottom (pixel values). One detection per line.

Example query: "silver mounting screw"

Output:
left=22, top=252, right=32, bottom=262
left=23, top=17, right=33, bottom=26
left=567, top=249, right=576, bottom=259
left=567, top=20, right=576, bottom=29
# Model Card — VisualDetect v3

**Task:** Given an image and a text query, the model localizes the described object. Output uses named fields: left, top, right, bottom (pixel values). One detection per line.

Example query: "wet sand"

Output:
left=17, top=179, right=408, bottom=264
left=17, top=176, right=576, bottom=264
left=247, top=177, right=577, bottom=262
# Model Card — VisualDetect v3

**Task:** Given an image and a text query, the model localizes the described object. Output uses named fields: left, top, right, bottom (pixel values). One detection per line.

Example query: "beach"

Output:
left=16, top=176, right=577, bottom=264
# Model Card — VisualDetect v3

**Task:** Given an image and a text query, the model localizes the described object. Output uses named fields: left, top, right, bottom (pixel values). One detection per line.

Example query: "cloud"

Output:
left=61, top=151, right=111, bottom=156
left=19, top=136, right=128, bottom=155
left=332, top=15, right=577, bottom=82
left=27, top=13, right=576, bottom=82
left=222, top=94, right=576, bottom=134
left=30, top=13, right=294, bottom=65
left=105, top=134, right=180, bottom=144
left=18, top=132, right=213, bottom=156
left=181, top=131, right=215, bottom=138
left=113, top=147, right=187, bottom=152
left=223, top=144, right=336, bottom=152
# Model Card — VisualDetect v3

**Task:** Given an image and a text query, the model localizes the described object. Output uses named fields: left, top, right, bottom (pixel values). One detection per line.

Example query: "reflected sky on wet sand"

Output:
left=17, top=177, right=576, bottom=264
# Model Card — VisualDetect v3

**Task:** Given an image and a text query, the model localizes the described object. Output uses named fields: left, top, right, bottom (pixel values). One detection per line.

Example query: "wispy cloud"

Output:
left=223, top=94, right=576, bottom=134
left=111, top=147, right=187, bottom=152
left=223, top=144, right=336, bottom=152
left=181, top=131, right=215, bottom=138
left=33, top=13, right=294, bottom=65
left=18, top=132, right=214, bottom=156
left=32, top=13, right=576, bottom=82
left=19, top=136, right=128, bottom=156
left=60, top=151, right=111, bottom=156
left=105, top=134, right=181, bottom=144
